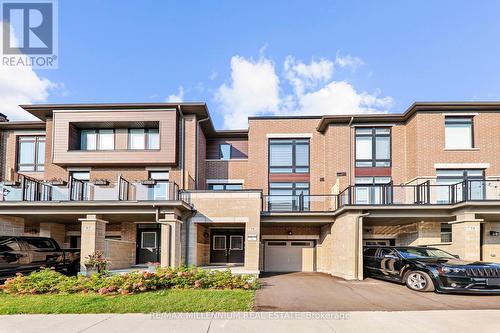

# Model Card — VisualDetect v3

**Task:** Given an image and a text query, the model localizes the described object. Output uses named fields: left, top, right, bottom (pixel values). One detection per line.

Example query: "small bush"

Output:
left=1, top=267, right=258, bottom=296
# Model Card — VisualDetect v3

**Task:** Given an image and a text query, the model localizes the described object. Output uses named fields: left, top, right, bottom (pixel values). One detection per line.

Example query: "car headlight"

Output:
left=440, top=267, right=466, bottom=274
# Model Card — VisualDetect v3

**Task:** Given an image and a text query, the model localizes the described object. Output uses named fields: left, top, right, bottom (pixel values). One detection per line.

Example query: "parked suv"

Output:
left=0, top=236, right=80, bottom=280
left=363, top=246, right=500, bottom=294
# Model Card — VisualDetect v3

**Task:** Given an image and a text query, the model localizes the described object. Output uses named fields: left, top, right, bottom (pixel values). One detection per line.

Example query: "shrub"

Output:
left=1, top=266, right=258, bottom=296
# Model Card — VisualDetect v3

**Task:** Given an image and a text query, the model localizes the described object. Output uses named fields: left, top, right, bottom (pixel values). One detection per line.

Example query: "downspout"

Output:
left=348, top=116, right=354, bottom=186
left=177, top=105, right=186, bottom=189
left=355, top=212, right=370, bottom=280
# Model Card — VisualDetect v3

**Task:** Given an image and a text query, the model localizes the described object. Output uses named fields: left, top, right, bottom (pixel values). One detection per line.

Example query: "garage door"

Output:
left=264, top=240, right=315, bottom=272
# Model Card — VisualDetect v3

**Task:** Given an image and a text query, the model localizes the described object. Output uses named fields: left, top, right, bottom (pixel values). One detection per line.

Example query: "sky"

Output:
left=2, top=0, right=500, bottom=129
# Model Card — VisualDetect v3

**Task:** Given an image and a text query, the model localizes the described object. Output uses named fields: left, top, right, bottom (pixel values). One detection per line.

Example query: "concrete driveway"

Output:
left=255, top=272, right=500, bottom=311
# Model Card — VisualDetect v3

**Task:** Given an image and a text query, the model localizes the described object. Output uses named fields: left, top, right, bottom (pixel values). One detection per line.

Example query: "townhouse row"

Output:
left=0, top=102, right=499, bottom=279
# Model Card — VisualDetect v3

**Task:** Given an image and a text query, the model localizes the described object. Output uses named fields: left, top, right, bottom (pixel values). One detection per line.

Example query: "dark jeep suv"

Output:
left=363, top=246, right=500, bottom=294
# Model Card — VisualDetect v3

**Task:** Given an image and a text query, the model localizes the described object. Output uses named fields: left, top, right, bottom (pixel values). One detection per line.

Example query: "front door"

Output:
left=136, top=226, right=161, bottom=264
left=210, top=229, right=244, bottom=264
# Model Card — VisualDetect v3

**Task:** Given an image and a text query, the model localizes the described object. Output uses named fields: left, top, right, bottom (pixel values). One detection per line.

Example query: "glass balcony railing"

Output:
left=0, top=175, right=189, bottom=204
left=262, top=180, right=500, bottom=212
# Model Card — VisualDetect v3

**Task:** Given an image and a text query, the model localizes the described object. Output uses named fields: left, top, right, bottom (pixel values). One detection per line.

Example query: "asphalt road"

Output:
left=255, top=272, right=500, bottom=311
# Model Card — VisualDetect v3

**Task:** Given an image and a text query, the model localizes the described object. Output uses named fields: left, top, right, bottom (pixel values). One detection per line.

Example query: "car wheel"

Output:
left=405, top=271, right=435, bottom=292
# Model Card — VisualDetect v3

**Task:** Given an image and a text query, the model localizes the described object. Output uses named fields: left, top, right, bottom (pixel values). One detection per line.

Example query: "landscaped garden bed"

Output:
left=0, top=266, right=257, bottom=314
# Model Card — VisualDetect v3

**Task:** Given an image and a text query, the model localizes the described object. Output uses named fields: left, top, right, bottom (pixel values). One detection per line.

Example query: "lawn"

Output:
left=0, top=289, right=255, bottom=314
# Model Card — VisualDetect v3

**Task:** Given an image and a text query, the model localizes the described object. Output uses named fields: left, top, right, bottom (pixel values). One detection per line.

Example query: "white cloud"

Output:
left=335, top=53, right=365, bottom=69
left=284, top=56, right=334, bottom=96
left=214, top=56, right=280, bottom=129
left=166, top=86, right=184, bottom=103
left=0, top=22, right=57, bottom=121
left=214, top=53, right=392, bottom=128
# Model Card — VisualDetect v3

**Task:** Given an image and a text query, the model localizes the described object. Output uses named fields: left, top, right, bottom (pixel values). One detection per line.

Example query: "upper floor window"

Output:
left=81, top=129, right=114, bottom=150
left=355, top=128, right=391, bottom=167
left=208, top=183, right=243, bottom=190
left=17, top=136, right=45, bottom=172
left=445, top=117, right=473, bottom=149
left=129, top=129, right=160, bottom=150
left=219, top=143, right=232, bottom=160
left=269, top=139, right=309, bottom=173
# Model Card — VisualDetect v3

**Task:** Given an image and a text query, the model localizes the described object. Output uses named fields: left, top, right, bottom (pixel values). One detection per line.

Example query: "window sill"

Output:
left=443, top=148, right=479, bottom=151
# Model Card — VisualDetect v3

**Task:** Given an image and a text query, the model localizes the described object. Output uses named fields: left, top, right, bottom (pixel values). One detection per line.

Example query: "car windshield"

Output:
left=397, top=248, right=456, bottom=259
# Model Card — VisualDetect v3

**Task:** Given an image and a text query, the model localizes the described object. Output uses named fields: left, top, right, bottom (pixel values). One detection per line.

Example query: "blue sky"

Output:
left=3, top=0, right=500, bottom=128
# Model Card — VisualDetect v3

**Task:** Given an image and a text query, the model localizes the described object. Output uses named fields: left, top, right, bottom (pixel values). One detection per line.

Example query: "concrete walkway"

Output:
left=1, top=311, right=500, bottom=333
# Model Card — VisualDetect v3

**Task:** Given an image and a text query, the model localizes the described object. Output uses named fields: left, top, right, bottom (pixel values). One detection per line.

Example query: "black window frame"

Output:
left=268, top=182, right=310, bottom=211
left=355, top=127, right=391, bottom=168
left=440, top=223, right=452, bottom=243
left=268, top=138, right=310, bottom=174
left=128, top=128, right=160, bottom=150
left=16, top=135, right=46, bottom=172
left=207, top=183, right=243, bottom=190
left=218, top=143, right=232, bottom=160
left=80, top=129, right=116, bottom=151
left=444, top=116, right=474, bottom=149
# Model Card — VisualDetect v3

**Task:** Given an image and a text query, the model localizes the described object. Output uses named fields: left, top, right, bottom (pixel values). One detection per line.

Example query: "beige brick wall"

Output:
left=104, top=239, right=135, bottom=269
left=39, top=223, right=66, bottom=248
left=482, top=222, right=500, bottom=263
left=188, top=191, right=261, bottom=272
left=0, top=216, right=24, bottom=235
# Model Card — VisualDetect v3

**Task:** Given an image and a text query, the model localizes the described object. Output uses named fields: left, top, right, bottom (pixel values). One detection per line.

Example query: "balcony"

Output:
left=0, top=175, right=190, bottom=204
left=262, top=180, right=500, bottom=213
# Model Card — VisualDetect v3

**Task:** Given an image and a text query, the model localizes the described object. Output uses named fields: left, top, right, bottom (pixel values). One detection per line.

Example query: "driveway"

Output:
left=255, top=272, right=500, bottom=311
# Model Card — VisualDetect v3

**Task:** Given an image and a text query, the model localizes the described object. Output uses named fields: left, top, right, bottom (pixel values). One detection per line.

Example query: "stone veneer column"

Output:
left=159, top=212, right=183, bottom=267
left=450, top=212, right=483, bottom=261
left=78, top=215, right=108, bottom=273
left=39, top=223, right=66, bottom=248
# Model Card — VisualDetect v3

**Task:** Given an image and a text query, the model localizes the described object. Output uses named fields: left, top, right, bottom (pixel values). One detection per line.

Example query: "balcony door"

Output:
left=148, top=171, right=169, bottom=200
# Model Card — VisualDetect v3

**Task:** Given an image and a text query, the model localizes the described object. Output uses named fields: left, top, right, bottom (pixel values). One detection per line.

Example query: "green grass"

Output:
left=0, top=289, right=255, bottom=314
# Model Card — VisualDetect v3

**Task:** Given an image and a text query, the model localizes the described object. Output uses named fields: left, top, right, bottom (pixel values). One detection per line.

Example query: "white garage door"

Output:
left=264, top=240, right=315, bottom=272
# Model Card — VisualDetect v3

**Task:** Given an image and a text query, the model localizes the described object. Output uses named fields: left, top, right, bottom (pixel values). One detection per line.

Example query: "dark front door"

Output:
left=210, top=229, right=244, bottom=264
left=136, top=226, right=161, bottom=264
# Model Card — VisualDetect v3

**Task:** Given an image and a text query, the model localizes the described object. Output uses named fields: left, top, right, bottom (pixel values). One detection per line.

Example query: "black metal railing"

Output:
left=262, top=179, right=500, bottom=212
left=0, top=176, right=188, bottom=204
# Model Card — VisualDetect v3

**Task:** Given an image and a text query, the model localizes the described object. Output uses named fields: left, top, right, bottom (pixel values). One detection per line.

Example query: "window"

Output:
left=219, top=143, right=232, bottom=160
left=141, top=232, right=157, bottom=249
left=355, top=128, right=391, bottom=167
left=17, top=136, right=45, bottom=172
left=445, top=117, right=473, bottom=149
left=268, top=182, right=309, bottom=211
left=269, top=139, right=309, bottom=173
left=207, top=183, right=243, bottom=190
left=80, top=129, right=115, bottom=150
left=363, top=248, right=378, bottom=257
left=128, top=129, right=159, bottom=150
left=290, top=241, right=312, bottom=247
left=354, top=177, right=391, bottom=205
left=213, top=235, right=226, bottom=250
left=24, top=238, right=56, bottom=250
left=436, top=169, right=484, bottom=202
left=378, top=248, right=397, bottom=258
left=230, top=236, right=243, bottom=250
left=441, top=223, right=452, bottom=243
left=148, top=171, right=169, bottom=200
left=267, top=241, right=287, bottom=247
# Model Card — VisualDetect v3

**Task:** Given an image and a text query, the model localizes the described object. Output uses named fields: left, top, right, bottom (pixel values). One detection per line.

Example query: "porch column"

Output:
left=159, top=213, right=183, bottom=267
left=450, top=212, right=483, bottom=261
left=329, top=211, right=364, bottom=280
left=78, top=215, right=108, bottom=273
left=39, top=223, right=66, bottom=248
